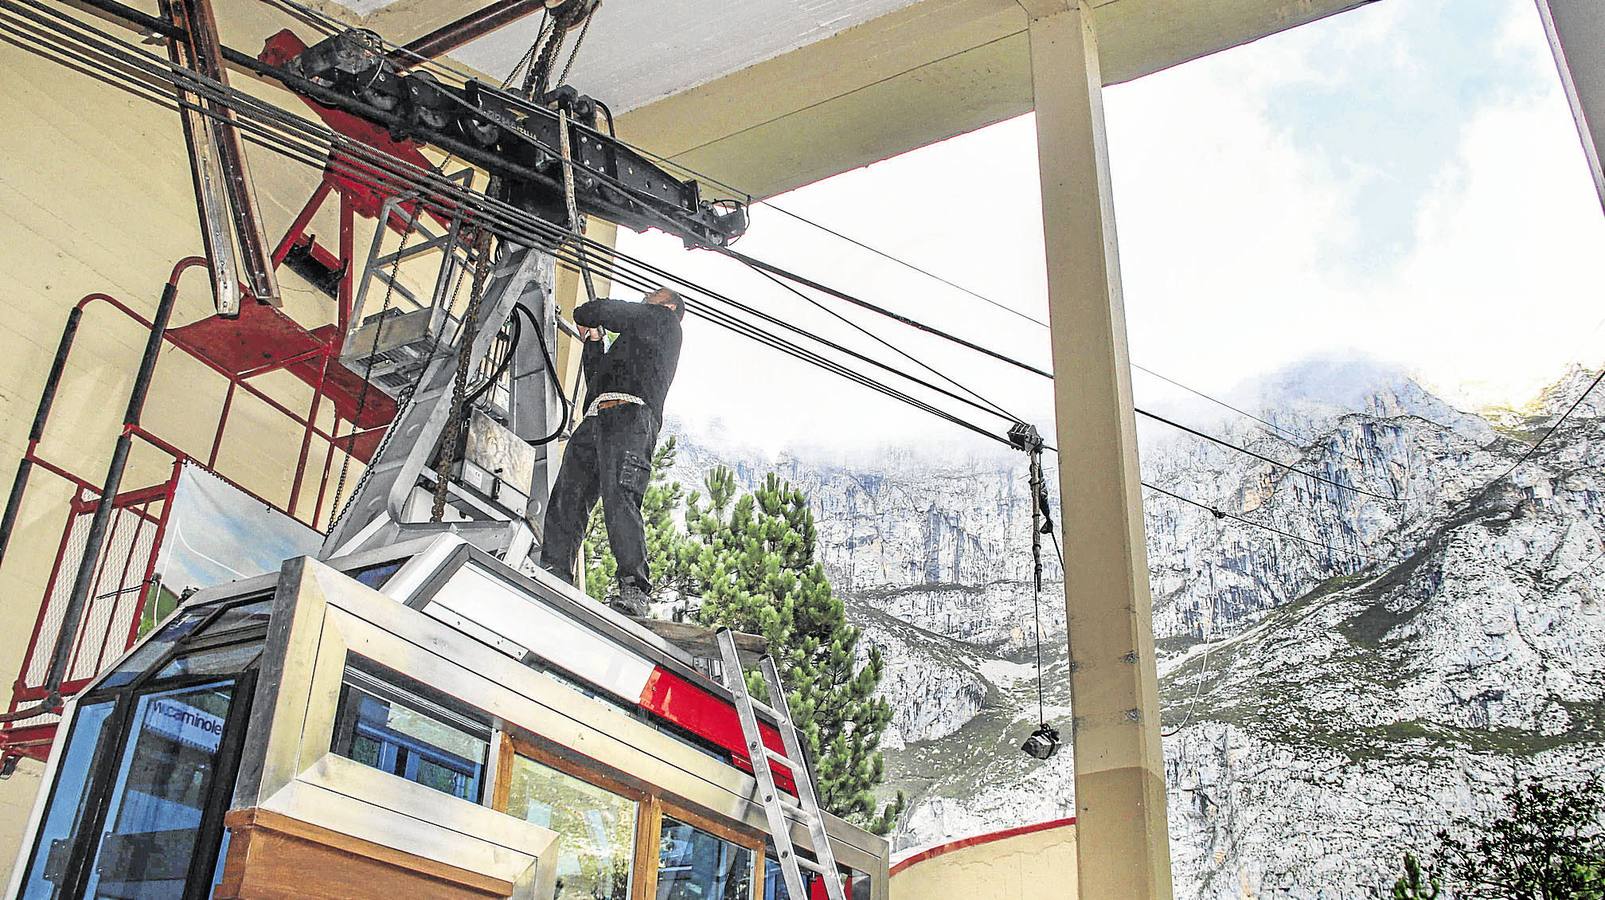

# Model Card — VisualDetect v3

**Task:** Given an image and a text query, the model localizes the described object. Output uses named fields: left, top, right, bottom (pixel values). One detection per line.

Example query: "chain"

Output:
left=1029, top=448, right=1046, bottom=727
left=556, top=9, right=594, bottom=86
left=505, top=10, right=550, bottom=94
left=526, top=21, right=565, bottom=99
left=430, top=223, right=495, bottom=521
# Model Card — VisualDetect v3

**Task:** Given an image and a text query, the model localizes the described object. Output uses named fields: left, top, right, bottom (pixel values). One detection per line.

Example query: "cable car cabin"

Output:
left=4, top=536, right=887, bottom=900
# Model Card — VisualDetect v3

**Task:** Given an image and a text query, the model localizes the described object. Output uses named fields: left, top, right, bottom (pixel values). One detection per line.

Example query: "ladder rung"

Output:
left=794, top=855, right=829, bottom=875
left=763, top=746, right=793, bottom=768
left=749, top=697, right=784, bottom=723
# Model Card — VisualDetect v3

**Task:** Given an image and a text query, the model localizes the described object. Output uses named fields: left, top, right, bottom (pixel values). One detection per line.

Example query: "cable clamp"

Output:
left=1006, top=421, right=1043, bottom=453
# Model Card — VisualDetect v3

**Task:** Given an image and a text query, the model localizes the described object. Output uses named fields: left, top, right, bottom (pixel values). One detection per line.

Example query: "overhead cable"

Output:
left=740, top=262, right=1025, bottom=424
left=1141, top=483, right=1385, bottom=563
left=1475, top=366, right=1605, bottom=499
left=57, top=0, right=1379, bottom=471
left=29, top=0, right=1388, bottom=505
left=9, top=5, right=1385, bottom=560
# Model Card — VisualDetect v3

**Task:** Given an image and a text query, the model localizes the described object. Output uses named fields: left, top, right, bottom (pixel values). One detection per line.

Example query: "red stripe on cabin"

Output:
left=638, top=667, right=798, bottom=794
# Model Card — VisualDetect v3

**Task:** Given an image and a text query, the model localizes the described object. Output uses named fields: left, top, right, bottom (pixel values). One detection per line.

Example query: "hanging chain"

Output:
left=1029, top=447, right=1047, bottom=727
left=526, top=21, right=565, bottom=99
left=556, top=8, right=594, bottom=86
left=430, top=221, right=496, bottom=521
left=505, top=10, right=550, bottom=94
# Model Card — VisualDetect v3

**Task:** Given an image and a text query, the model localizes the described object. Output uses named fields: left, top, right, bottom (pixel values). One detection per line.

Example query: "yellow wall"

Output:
left=0, top=0, right=442, bottom=876
left=890, top=821, right=1078, bottom=900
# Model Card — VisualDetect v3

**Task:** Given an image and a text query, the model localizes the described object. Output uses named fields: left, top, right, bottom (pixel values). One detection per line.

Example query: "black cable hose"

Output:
left=464, top=309, right=520, bottom=408
left=513, top=304, right=574, bottom=446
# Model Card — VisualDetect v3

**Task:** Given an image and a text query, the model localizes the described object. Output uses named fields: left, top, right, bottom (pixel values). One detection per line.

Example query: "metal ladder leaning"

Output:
left=716, top=629, right=846, bottom=900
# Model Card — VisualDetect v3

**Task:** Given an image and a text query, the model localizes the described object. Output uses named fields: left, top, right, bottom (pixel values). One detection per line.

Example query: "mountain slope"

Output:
left=665, top=364, right=1605, bottom=895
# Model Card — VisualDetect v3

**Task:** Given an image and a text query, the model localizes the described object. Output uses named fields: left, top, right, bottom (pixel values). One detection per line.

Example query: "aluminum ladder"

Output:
left=716, top=628, right=846, bottom=900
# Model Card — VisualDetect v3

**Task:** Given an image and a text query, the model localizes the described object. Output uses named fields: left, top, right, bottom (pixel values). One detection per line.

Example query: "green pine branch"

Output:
left=587, top=449, right=900, bottom=834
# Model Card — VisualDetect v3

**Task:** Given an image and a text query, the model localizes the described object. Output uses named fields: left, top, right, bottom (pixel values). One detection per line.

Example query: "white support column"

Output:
left=1536, top=0, right=1605, bottom=211
left=1020, top=2, right=1174, bottom=897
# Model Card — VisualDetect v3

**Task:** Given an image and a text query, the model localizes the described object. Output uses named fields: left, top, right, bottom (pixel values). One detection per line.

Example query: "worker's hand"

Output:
left=580, top=326, right=603, bottom=342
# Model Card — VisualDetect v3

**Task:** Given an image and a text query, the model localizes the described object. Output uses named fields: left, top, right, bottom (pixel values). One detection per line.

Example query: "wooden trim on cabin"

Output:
left=217, top=807, right=514, bottom=898
left=631, top=794, right=664, bottom=900
left=657, top=794, right=767, bottom=900
left=498, top=731, right=767, bottom=900
left=504, top=731, right=652, bottom=802
left=659, top=794, right=765, bottom=850
left=491, top=730, right=514, bottom=812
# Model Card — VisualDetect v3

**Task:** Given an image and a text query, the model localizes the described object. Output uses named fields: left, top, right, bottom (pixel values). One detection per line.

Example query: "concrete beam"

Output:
left=1027, top=4, right=1172, bottom=897
left=615, top=0, right=1373, bottom=199
left=1535, top=0, right=1605, bottom=212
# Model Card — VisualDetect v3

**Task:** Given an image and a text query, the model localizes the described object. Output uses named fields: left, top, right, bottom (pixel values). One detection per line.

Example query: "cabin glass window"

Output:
left=17, top=700, right=116, bottom=899
left=193, top=597, right=273, bottom=636
left=505, top=755, right=636, bottom=900
left=657, top=816, right=753, bottom=900
left=79, top=680, right=238, bottom=900
left=154, top=640, right=263, bottom=680
left=331, top=671, right=489, bottom=802
left=96, top=609, right=208, bottom=690
left=349, top=560, right=404, bottom=589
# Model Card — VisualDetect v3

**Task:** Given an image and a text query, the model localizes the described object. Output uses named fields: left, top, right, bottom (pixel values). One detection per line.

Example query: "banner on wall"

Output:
left=149, top=464, right=323, bottom=610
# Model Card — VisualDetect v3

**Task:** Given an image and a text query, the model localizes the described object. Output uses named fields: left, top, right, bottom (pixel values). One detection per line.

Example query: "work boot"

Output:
left=609, top=580, right=651, bottom=618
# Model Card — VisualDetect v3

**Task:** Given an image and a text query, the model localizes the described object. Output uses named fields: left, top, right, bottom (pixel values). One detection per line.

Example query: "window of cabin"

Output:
left=331, top=666, right=490, bottom=802
left=763, top=855, right=871, bottom=900
left=77, top=681, right=239, bottom=899
left=656, top=815, right=755, bottom=900
left=505, top=753, right=638, bottom=900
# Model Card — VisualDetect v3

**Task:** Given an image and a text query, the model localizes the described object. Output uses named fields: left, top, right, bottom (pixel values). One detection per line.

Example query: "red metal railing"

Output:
left=0, top=225, right=398, bottom=760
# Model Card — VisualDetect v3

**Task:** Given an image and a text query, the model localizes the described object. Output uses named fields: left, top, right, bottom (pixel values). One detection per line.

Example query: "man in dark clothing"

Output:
left=540, top=287, right=684, bottom=615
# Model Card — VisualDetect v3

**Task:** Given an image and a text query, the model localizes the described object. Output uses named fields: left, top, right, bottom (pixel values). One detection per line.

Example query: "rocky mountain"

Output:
left=663, top=360, right=1605, bottom=897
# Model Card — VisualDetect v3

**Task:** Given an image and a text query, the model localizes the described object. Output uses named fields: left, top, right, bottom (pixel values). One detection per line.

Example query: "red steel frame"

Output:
left=0, top=274, right=356, bottom=759
left=1, top=160, right=422, bottom=759
left=1, top=65, right=459, bottom=760
left=10, top=470, right=180, bottom=702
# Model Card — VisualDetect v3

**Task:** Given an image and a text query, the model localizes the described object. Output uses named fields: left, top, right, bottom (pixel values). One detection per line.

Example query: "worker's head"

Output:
left=645, top=287, right=685, bottom=320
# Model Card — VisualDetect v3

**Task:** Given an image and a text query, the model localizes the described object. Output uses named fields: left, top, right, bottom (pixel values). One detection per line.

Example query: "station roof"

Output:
left=328, top=0, right=1371, bottom=196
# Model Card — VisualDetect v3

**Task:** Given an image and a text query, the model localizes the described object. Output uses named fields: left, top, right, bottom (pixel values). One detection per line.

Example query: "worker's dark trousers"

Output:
left=540, top=404, right=658, bottom=592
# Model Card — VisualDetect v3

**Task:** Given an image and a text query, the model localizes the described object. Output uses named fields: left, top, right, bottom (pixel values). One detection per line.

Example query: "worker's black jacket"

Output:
left=574, top=299, right=683, bottom=419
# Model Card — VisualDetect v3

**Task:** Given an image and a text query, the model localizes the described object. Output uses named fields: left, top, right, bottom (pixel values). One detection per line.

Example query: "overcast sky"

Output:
left=614, top=0, right=1605, bottom=457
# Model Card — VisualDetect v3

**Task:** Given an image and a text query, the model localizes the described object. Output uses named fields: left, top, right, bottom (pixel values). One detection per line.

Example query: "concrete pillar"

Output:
left=1535, top=0, right=1605, bottom=212
left=1020, top=2, right=1173, bottom=897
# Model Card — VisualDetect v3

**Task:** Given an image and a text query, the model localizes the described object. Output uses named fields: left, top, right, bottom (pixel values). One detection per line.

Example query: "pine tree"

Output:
left=582, top=437, right=685, bottom=601
left=681, top=467, right=902, bottom=834
left=1408, top=776, right=1605, bottom=899
left=1443, top=776, right=1605, bottom=899
left=1392, top=853, right=1440, bottom=899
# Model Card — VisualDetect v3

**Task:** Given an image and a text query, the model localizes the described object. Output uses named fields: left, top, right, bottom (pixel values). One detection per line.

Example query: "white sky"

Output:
left=615, top=0, right=1605, bottom=456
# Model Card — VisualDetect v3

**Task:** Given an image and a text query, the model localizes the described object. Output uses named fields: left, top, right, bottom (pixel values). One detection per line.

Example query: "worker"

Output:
left=540, top=287, right=685, bottom=616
